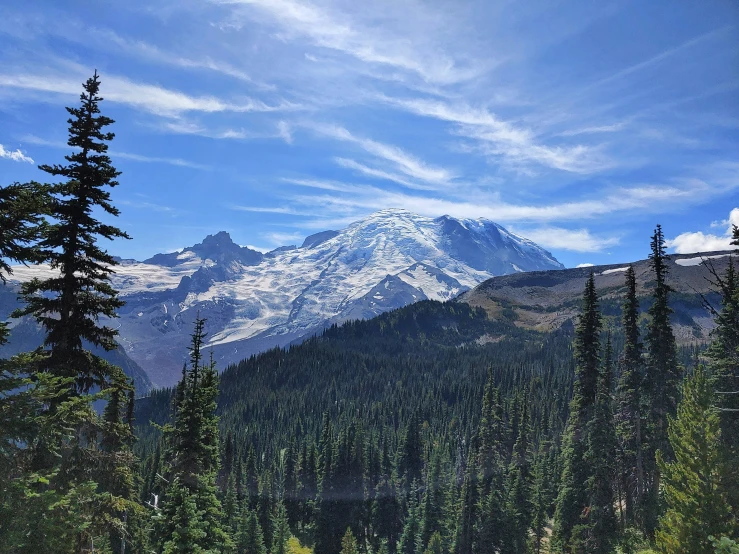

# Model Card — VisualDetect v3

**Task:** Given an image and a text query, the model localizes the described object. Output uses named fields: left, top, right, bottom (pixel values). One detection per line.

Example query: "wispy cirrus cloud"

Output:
left=0, top=71, right=295, bottom=117
left=215, top=0, right=487, bottom=85
left=311, top=123, right=457, bottom=187
left=383, top=97, right=612, bottom=174
left=22, top=134, right=211, bottom=169
left=0, top=143, right=33, bottom=163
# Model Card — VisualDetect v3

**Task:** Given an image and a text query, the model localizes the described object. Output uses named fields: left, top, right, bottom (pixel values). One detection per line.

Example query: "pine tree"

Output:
left=452, top=445, right=478, bottom=554
left=644, top=225, right=681, bottom=536
left=424, top=531, right=444, bottom=554
left=530, top=456, right=548, bottom=554
left=504, top=395, right=533, bottom=554
left=419, top=451, right=446, bottom=550
left=236, top=508, right=267, bottom=554
left=398, top=481, right=421, bottom=554
left=157, top=318, right=230, bottom=552
left=655, top=367, right=731, bottom=553
left=0, top=180, right=47, bottom=342
left=616, top=265, right=645, bottom=527
left=476, top=372, right=506, bottom=554
left=14, top=71, right=130, bottom=392
left=272, top=500, right=291, bottom=554
left=553, top=273, right=602, bottom=551
left=584, top=334, right=618, bottom=554
left=706, top=258, right=739, bottom=521
left=340, top=528, right=359, bottom=554
left=160, top=482, right=209, bottom=554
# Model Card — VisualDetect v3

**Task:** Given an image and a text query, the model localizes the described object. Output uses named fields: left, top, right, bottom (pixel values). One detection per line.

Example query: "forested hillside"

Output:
left=1, top=73, right=738, bottom=554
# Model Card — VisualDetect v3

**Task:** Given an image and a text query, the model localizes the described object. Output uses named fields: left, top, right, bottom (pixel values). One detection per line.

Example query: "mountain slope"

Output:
left=3, top=209, right=562, bottom=387
left=459, top=250, right=736, bottom=342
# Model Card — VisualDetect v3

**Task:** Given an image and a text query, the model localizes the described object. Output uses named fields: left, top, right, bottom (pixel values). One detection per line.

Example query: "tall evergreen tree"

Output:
left=0, top=180, right=47, bottom=342
left=706, top=258, right=739, bottom=522
left=504, top=395, right=533, bottom=554
left=156, top=317, right=229, bottom=552
left=585, top=334, right=618, bottom=553
left=553, top=272, right=602, bottom=552
left=616, top=265, right=645, bottom=527
left=644, top=225, right=681, bottom=535
left=14, top=71, right=130, bottom=392
left=655, top=367, right=731, bottom=553
left=236, top=508, right=267, bottom=554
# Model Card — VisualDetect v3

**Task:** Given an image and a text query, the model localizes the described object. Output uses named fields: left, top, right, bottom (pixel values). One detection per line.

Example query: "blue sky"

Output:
left=0, top=0, right=737, bottom=268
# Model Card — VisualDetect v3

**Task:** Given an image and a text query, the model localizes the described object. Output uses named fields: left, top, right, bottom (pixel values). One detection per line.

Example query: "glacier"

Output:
left=4, top=208, right=563, bottom=387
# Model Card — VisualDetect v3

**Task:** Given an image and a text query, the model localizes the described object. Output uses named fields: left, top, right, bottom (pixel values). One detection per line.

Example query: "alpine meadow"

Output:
left=1, top=2, right=739, bottom=552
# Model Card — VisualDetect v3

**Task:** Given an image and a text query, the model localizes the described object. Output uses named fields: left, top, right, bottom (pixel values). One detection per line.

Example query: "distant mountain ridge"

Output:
left=3, top=209, right=563, bottom=388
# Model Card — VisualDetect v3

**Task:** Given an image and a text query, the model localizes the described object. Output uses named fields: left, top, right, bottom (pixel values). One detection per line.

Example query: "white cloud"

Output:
left=0, top=72, right=294, bottom=117
left=260, top=231, right=305, bottom=245
left=21, top=134, right=209, bottom=169
left=384, top=97, right=612, bottom=174
left=510, top=227, right=620, bottom=253
left=111, top=151, right=211, bottom=170
left=313, top=124, right=456, bottom=186
left=218, top=0, right=485, bottom=85
left=666, top=208, right=739, bottom=253
left=232, top=205, right=306, bottom=215
left=0, top=143, right=33, bottom=163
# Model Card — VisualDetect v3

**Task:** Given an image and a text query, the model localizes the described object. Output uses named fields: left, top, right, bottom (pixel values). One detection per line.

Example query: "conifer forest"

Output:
left=1, top=74, right=738, bottom=554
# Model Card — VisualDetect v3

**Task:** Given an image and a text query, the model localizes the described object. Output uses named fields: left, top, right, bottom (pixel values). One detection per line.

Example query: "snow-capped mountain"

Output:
left=4, top=209, right=563, bottom=387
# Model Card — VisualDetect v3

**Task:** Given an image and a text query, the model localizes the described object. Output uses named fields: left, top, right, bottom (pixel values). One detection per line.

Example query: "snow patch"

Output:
left=675, top=253, right=733, bottom=267
left=602, top=267, right=629, bottom=275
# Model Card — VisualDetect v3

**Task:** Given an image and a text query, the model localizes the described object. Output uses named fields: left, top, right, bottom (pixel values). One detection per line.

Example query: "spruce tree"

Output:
left=0, top=180, right=47, bottom=342
left=655, top=367, right=731, bottom=553
left=340, top=528, right=359, bottom=554
left=706, top=258, right=739, bottom=520
left=271, top=501, right=291, bottom=554
left=15, top=71, right=130, bottom=392
left=236, top=508, right=267, bottom=554
left=644, top=225, right=680, bottom=535
left=157, top=318, right=229, bottom=552
left=552, top=272, right=602, bottom=551
left=616, top=265, right=645, bottom=527
left=504, top=395, right=533, bottom=554
left=585, top=334, right=618, bottom=553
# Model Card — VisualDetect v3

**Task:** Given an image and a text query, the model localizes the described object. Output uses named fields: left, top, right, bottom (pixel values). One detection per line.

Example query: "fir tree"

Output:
left=160, top=482, right=209, bottom=554
left=340, top=528, right=359, bottom=554
left=424, top=531, right=444, bottom=554
left=584, top=334, right=618, bottom=554
left=644, top=225, right=680, bottom=535
left=15, top=71, right=130, bottom=392
left=504, top=395, right=533, bottom=554
left=271, top=501, right=291, bottom=554
left=157, top=318, right=229, bottom=552
left=553, top=272, right=602, bottom=551
left=398, top=480, right=421, bottom=554
left=655, top=367, right=731, bottom=553
left=236, top=508, right=267, bottom=554
left=616, top=265, right=645, bottom=527
left=706, top=258, right=739, bottom=520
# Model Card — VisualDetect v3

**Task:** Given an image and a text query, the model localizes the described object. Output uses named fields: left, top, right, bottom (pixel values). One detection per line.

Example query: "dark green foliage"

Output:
left=236, top=509, right=267, bottom=554
left=14, top=71, right=130, bottom=392
left=616, top=265, right=645, bottom=527
left=155, top=317, right=229, bottom=552
left=553, top=273, right=602, bottom=551
left=584, top=334, right=618, bottom=553
left=706, top=258, right=739, bottom=524
left=656, top=366, right=731, bottom=553
left=644, top=225, right=681, bottom=535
